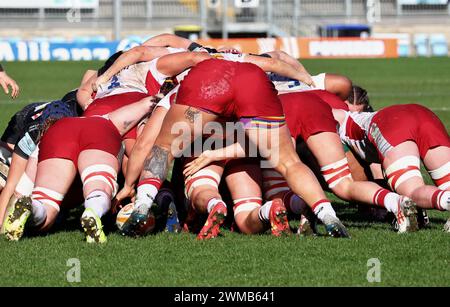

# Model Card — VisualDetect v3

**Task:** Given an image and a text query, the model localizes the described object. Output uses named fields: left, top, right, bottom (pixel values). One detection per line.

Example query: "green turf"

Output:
left=0, top=58, right=449, bottom=287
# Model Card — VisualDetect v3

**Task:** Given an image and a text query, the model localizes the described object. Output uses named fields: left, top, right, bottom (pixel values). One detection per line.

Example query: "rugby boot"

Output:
left=322, top=214, right=350, bottom=238
left=3, top=196, right=32, bottom=241
left=197, top=201, right=227, bottom=240
left=269, top=198, right=292, bottom=237
left=396, top=196, right=419, bottom=233
left=80, top=208, right=107, bottom=243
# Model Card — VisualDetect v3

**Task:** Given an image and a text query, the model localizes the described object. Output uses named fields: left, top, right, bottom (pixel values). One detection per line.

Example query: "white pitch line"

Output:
left=430, top=107, right=450, bottom=112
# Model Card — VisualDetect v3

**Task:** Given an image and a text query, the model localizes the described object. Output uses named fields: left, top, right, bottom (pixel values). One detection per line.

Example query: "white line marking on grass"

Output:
left=430, top=107, right=450, bottom=112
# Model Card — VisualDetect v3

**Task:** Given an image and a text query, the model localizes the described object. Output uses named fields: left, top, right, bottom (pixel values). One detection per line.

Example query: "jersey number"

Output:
left=108, top=76, right=121, bottom=90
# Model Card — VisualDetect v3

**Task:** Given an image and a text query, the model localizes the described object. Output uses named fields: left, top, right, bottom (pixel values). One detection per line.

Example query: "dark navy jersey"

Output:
left=1, top=90, right=81, bottom=159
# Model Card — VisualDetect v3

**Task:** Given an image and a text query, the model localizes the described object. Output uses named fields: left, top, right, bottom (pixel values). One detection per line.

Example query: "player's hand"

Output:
left=301, top=73, right=316, bottom=88
left=91, top=75, right=109, bottom=92
left=112, top=184, right=135, bottom=213
left=0, top=71, right=20, bottom=99
left=183, top=150, right=218, bottom=177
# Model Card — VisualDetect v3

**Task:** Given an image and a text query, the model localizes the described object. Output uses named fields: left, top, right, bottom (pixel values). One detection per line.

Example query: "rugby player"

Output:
left=2, top=95, right=160, bottom=242
left=0, top=92, right=80, bottom=229
left=185, top=91, right=419, bottom=234
left=0, top=64, right=19, bottom=99
left=118, top=59, right=349, bottom=238
left=108, top=45, right=344, bottom=238
left=181, top=156, right=290, bottom=239
left=333, top=104, right=450, bottom=231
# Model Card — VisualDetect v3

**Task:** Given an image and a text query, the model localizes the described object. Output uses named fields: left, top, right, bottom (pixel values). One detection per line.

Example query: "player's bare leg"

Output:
left=122, top=105, right=218, bottom=236
left=227, top=160, right=291, bottom=236
left=245, top=125, right=350, bottom=238
left=423, top=146, right=450, bottom=191
left=422, top=146, right=450, bottom=232
left=383, top=142, right=449, bottom=216
left=3, top=158, right=75, bottom=240
left=78, top=149, right=119, bottom=243
left=226, top=161, right=266, bottom=235
left=307, top=132, right=418, bottom=233
left=187, top=162, right=227, bottom=239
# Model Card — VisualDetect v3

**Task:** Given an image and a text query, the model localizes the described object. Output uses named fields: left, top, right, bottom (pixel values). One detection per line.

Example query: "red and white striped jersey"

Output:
left=339, top=111, right=379, bottom=163
left=94, top=60, right=165, bottom=99
left=95, top=47, right=186, bottom=99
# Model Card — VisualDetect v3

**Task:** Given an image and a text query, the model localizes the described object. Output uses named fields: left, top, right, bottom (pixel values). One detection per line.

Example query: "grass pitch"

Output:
left=0, top=58, right=449, bottom=287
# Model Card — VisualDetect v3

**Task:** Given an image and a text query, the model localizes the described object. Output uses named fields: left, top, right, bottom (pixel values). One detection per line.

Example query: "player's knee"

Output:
left=330, top=178, right=353, bottom=200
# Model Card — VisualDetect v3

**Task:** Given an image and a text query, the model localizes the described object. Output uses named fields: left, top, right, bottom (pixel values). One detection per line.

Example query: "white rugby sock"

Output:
left=136, top=178, right=162, bottom=208
left=312, top=200, right=337, bottom=221
left=84, top=190, right=111, bottom=218
left=383, top=193, right=401, bottom=214
left=432, top=190, right=450, bottom=211
left=30, top=199, right=47, bottom=227
left=258, top=201, right=273, bottom=222
left=207, top=198, right=223, bottom=213
left=373, top=188, right=399, bottom=214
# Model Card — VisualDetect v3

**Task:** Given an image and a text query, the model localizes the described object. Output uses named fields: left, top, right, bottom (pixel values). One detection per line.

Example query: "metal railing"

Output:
left=0, top=0, right=449, bottom=38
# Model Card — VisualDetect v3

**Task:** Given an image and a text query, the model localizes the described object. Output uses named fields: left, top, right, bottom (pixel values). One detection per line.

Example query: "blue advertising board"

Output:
left=0, top=39, right=142, bottom=61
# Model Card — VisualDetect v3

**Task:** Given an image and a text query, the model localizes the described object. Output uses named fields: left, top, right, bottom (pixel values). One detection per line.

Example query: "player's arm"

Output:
left=81, top=69, right=97, bottom=85
left=142, top=33, right=222, bottom=53
left=94, top=46, right=170, bottom=90
left=75, top=69, right=99, bottom=110
left=156, top=51, right=212, bottom=77
left=183, top=142, right=246, bottom=177
left=244, top=54, right=314, bottom=86
left=264, top=50, right=310, bottom=76
left=0, top=152, right=28, bottom=227
left=114, top=106, right=169, bottom=203
left=0, top=64, right=20, bottom=99
left=142, top=33, right=192, bottom=49
left=76, top=73, right=97, bottom=110
left=108, top=96, right=158, bottom=136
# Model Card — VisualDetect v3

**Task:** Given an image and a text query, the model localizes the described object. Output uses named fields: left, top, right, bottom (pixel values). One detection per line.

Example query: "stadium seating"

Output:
left=372, top=33, right=412, bottom=57
left=414, top=34, right=430, bottom=57
left=429, top=33, right=448, bottom=56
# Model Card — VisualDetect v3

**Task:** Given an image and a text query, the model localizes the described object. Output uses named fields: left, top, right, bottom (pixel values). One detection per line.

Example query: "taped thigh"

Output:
left=320, top=158, right=352, bottom=189
left=184, top=168, right=221, bottom=199
left=428, top=162, right=450, bottom=190
left=384, top=156, right=422, bottom=191
left=81, top=164, right=118, bottom=197
left=32, top=187, right=63, bottom=212
left=233, top=197, right=262, bottom=217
